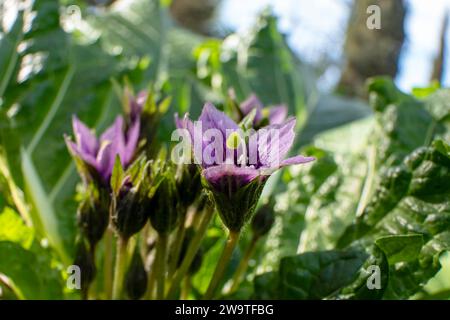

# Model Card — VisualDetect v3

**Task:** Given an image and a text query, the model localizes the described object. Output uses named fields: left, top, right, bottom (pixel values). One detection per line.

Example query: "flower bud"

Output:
left=125, top=247, right=147, bottom=300
left=73, top=237, right=96, bottom=295
left=176, top=164, right=202, bottom=211
left=77, top=189, right=109, bottom=248
left=251, top=203, right=275, bottom=238
left=113, top=183, right=150, bottom=240
left=148, top=172, right=180, bottom=235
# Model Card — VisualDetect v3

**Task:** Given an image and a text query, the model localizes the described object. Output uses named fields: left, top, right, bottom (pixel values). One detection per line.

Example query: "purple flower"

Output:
left=175, top=103, right=314, bottom=231
left=65, top=115, right=140, bottom=184
left=239, top=94, right=264, bottom=125
left=129, top=90, right=148, bottom=122
left=238, top=94, right=288, bottom=126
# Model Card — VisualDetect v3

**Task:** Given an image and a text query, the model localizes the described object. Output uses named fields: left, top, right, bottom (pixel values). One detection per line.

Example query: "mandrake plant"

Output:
left=0, top=0, right=449, bottom=301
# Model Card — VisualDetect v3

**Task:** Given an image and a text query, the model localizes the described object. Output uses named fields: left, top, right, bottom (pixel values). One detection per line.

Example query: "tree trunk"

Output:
left=431, top=11, right=449, bottom=83
left=169, top=0, right=219, bottom=35
left=338, top=0, right=406, bottom=97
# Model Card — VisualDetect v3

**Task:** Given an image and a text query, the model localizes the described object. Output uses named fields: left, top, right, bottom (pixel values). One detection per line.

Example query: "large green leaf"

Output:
left=0, top=241, right=63, bottom=299
left=337, top=140, right=450, bottom=299
left=0, top=0, right=143, bottom=262
left=254, top=244, right=388, bottom=300
left=86, top=0, right=205, bottom=139
left=261, top=79, right=450, bottom=299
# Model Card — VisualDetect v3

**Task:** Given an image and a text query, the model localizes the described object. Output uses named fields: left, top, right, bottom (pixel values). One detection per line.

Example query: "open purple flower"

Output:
left=65, top=115, right=140, bottom=184
left=175, top=103, right=314, bottom=231
left=239, top=94, right=288, bottom=127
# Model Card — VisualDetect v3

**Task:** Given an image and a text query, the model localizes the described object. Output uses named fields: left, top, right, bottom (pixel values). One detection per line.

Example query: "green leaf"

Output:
left=0, top=207, right=34, bottom=249
left=412, top=82, right=440, bottom=99
left=0, top=10, right=23, bottom=97
left=1, top=0, right=143, bottom=262
left=336, top=245, right=389, bottom=300
left=275, top=78, right=450, bottom=299
left=337, top=141, right=450, bottom=299
left=0, top=241, right=63, bottom=299
left=253, top=272, right=278, bottom=300
left=376, top=234, right=424, bottom=264
left=21, top=148, right=69, bottom=264
left=278, top=249, right=367, bottom=299
left=110, top=155, right=124, bottom=197
left=254, top=245, right=388, bottom=300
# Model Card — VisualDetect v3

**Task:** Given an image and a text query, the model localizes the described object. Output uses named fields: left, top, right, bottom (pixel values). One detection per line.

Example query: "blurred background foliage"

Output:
left=0, top=0, right=449, bottom=299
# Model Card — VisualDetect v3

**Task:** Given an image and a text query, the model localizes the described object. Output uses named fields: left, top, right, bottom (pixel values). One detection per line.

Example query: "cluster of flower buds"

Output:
left=65, top=86, right=314, bottom=300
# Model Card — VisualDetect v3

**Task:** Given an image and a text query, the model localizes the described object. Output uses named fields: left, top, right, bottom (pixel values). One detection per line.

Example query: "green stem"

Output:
left=155, top=233, right=168, bottom=300
left=104, top=227, right=113, bottom=299
left=227, top=234, right=259, bottom=294
left=181, top=276, right=191, bottom=300
left=146, top=255, right=157, bottom=299
left=168, top=212, right=187, bottom=276
left=203, top=230, right=240, bottom=300
left=166, top=208, right=214, bottom=299
left=112, top=237, right=128, bottom=300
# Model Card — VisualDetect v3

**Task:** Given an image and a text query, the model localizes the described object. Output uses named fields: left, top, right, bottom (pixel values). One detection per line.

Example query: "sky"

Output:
left=219, top=0, right=450, bottom=92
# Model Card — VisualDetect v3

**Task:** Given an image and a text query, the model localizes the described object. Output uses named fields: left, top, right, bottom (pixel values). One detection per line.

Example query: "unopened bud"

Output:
left=125, top=247, right=147, bottom=300
left=251, top=204, right=275, bottom=237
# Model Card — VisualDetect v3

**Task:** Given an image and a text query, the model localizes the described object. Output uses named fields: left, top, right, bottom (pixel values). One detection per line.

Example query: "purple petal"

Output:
left=269, top=105, right=288, bottom=125
left=72, top=116, right=98, bottom=156
left=203, top=164, right=260, bottom=193
left=175, top=113, right=195, bottom=143
left=198, top=103, right=240, bottom=166
left=130, top=90, right=147, bottom=120
left=199, top=102, right=239, bottom=133
left=100, top=116, right=124, bottom=143
left=65, top=135, right=100, bottom=171
left=96, top=141, right=116, bottom=182
left=240, top=94, right=263, bottom=124
left=256, top=117, right=296, bottom=168
left=280, top=155, right=316, bottom=167
left=99, top=116, right=128, bottom=174
left=123, top=119, right=140, bottom=165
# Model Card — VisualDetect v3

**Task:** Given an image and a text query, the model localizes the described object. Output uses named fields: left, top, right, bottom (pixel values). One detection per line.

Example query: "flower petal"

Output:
left=280, top=155, right=316, bottom=167
left=130, top=90, right=147, bottom=120
left=100, top=116, right=124, bottom=143
left=96, top=140, right=116, bottom=182
left=240, top=94, right=263, bottom=124
left=65, top=134, right=99, bottom=171
left=203, top=164, right=260, bottom=193
left=199, top=102, right=239, bottom=133
left=123, top=118, right=140, bottom=165
left=174, top=113, right=194, bottom=137
left=72, top=116, right=98, bottom=156
left=256, top=117, right=296, bottom=168
left=269, top=105, right=288, bottom=125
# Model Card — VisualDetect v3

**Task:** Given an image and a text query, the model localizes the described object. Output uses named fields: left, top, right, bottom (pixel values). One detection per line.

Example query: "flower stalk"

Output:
left=166, top=207, right=214, bottom=299
left=103, top=227, right=114, bottom=299
left=155, top=233, right=168, bottom=299
left=227, top=234, right=259, bottom=294
left=112, top=237, right=129, bottom=300
left=203, top=230, right=240, bottom=300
